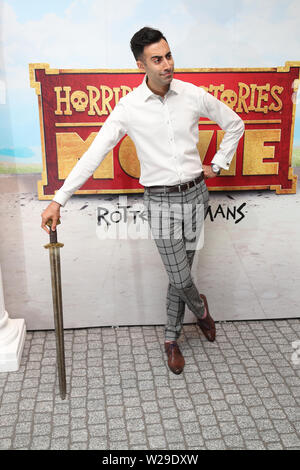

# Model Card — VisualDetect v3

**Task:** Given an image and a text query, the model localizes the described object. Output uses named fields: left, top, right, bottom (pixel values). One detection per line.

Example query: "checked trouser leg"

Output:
left=165, top=249, right=196, bottom=340
left=143, top=180, right=209, bottom=341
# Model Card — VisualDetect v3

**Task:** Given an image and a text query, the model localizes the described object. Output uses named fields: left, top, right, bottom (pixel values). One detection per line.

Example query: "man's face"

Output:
left=136, top=39, right=174, bottom=89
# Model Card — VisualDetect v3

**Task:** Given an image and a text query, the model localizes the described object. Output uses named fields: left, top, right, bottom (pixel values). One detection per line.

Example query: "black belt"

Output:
left=144, top=173, right=204, bottom=194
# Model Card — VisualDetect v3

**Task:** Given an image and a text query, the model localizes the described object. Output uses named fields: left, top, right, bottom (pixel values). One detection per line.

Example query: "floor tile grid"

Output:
left=0, top=319, right=299, bottom=450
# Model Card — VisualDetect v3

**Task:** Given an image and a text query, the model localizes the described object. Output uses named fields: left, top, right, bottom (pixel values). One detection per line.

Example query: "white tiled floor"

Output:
left=1, top=319, right=300, bottom=450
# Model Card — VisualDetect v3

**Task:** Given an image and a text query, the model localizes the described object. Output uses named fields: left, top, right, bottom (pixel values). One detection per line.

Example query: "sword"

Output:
left=44, top=219, right=66, bottom=400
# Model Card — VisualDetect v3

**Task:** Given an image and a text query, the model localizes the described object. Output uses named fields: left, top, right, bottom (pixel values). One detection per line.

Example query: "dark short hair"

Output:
left=130, top=27, right=167, bottom=61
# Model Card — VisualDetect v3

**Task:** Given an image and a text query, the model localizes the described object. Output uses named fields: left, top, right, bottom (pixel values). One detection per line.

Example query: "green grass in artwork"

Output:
left=0, top=162, right=42, bottom=174
left=292, top=146, right=300, bottom=167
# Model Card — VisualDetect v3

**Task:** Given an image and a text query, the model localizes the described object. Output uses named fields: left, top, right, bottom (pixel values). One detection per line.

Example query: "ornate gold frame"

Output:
left=29, top=62, right=300, bottom=199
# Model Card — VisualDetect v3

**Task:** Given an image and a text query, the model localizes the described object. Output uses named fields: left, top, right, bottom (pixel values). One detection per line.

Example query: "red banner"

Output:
left=29, top=62, right=300, bottom=199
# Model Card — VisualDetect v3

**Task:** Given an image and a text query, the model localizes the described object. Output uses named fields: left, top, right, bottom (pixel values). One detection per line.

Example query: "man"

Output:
left=41, top=26, right=244, bottom=375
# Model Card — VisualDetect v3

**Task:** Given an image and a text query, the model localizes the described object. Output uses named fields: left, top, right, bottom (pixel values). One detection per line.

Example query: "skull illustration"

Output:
left=71, top=90, right=88, bottom=112
left=220, top=89, right=237, bottom=109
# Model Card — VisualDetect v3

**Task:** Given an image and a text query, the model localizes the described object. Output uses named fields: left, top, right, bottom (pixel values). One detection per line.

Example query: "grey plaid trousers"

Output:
left=143, top=177, right=210, bottom=340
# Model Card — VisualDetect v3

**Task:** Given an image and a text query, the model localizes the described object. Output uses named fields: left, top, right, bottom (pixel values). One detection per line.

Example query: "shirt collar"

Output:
left=140, top=74, right=178, bottom=101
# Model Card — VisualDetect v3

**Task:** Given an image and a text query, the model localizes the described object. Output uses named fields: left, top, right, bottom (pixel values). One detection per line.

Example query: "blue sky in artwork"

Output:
left=1, top=0, right=299, bottom=161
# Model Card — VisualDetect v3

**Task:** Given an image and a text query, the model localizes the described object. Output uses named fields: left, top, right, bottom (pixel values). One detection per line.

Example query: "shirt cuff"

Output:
left=52, top=190, right=69, bottom=207
left=210, top=156, right=231, bottom=170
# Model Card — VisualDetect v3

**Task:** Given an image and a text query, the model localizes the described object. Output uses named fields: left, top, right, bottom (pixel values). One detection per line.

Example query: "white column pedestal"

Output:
left=0, top=264, right=26, bottom=372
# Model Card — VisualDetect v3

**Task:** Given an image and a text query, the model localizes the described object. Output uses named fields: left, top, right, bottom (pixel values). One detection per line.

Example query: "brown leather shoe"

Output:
left=197, top=294, right=216, bottom=342
left=164, top=341, right=185, bottom=375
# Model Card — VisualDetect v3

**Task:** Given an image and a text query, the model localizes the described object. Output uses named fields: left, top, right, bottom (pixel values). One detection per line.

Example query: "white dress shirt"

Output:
left=53, top=75, right=244, bottom=207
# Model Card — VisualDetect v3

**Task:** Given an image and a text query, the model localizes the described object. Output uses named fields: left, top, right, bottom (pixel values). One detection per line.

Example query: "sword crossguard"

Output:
left=44, top=242, right=64, bottom=249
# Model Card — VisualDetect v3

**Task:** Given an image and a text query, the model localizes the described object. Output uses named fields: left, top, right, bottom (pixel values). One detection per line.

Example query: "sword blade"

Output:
left=48, top=246, right=66, bottom=399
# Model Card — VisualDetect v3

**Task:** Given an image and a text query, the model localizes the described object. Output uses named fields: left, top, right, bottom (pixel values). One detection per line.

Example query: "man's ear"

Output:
left=136, top=59, right=145, bottom=73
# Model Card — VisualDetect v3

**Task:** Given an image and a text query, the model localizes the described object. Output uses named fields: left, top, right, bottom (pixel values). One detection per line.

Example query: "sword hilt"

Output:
left=46, top=219, right=61, bottom=243
left=44, top=219, right=64, bottom=249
